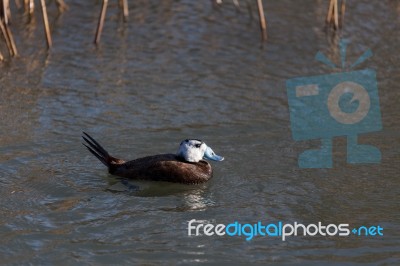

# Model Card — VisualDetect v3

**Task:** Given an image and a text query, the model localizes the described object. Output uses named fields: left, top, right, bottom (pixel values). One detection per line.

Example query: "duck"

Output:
left=82, top=132, right=224, bottom=184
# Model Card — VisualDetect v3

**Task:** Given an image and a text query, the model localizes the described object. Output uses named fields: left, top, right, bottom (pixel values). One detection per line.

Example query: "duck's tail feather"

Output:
left=82, top=132, right=123, bottom=168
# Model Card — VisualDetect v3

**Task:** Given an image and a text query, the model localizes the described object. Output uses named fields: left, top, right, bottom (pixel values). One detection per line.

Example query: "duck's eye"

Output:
left=195, top=143, right=201, bottom=148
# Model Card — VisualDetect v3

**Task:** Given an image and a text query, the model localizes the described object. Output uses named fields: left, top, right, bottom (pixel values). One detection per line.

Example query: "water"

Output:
left=1, top=0, right=399, bottom=264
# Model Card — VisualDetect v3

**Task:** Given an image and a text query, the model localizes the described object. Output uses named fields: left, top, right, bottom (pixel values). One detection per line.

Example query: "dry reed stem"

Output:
left=94, top=0, right=108, bottom=44
left=40, top=0, right=52, bottom=48
left=2, top=0, right=9, bottom=25
left=122, top=0, right=128, bottom=22
left=0, top=17, right=17, bottom=56
left=326, top=0, right=345, bottom=30
left=5, top=19, right=17, bottom=55
left=340, top=0, right=346, bottom=28
left=25, top=0, right=34, bottom=15
left=0, top=19, right=11, bottom=52
left=333, top=0, right=338, bottom=29
left=56, top=0, right=68, bottom=13
left=326, top=0, right=334, bottom=25
left=257, top=0, right=267, bottom=41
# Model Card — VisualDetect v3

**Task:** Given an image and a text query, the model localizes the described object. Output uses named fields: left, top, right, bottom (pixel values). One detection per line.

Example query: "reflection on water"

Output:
left=0, top=0, right=399, bottom=264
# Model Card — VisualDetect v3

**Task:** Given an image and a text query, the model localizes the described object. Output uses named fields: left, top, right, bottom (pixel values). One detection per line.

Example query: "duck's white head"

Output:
left=177, top=139, right=224, bottom=163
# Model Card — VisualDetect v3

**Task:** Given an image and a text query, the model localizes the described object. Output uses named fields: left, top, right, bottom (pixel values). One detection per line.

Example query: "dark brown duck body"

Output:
left=110, top=154, right=212, bottom=184
left=82, top=133, right=213, bottom=184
